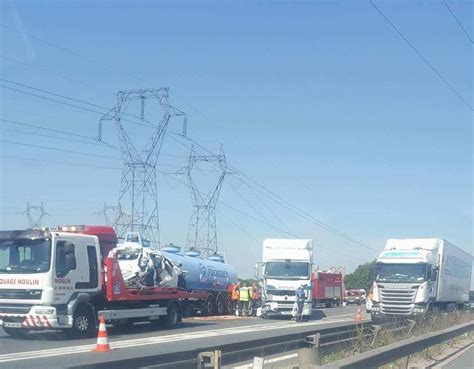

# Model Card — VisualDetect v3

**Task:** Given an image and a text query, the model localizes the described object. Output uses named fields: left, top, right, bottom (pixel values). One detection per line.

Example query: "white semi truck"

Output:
left=257, top=239, right=313, bottom=320
left=371, top=238, right=472, bottom=323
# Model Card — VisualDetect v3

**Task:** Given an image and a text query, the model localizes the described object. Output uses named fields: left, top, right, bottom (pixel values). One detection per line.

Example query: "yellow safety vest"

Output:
left=239, top=287, right=250, bottom=302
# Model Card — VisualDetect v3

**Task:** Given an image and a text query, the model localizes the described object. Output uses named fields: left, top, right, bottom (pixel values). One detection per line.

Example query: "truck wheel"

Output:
left=225, top=296, right=233, bottom=315
left=216, top=295, right=226, bottom=315
left=204, top=296, right=216, bottom=316
left=165, top=303, right=180, bottom=328
left=3, top=327, right=30, bottom=338
left=67, top=306, right=96, bottom=339
left=181, top=301, right=193, bottom=318
left=325, top=300, right=334, bottom=308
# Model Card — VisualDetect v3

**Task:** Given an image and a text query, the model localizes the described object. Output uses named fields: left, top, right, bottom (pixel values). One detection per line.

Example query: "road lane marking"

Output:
left=0, top=317, right=360, bottom=363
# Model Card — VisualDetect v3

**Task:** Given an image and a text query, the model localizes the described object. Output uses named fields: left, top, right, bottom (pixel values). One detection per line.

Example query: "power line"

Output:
left=1, top=140, right=122, bottom=161
left=2, top=79, right=375, bottom=254
left=442, top=0, right=473, bottom=44
left=369, top=0, right=473, bottom=111
left=0, top=118, right=186, bottom=158
left=0, top=83, right=155, bottom=130
left=0, top=154, right=122, bottom=170
left=0, top=126, right=117, bottom=148
left=1, top=79, right=154, bottom=125
left=0, top=55, right=96, bottom=87
left=159, top=170, right=366, bottom=261
left=220, top=200, right=367, bottom=262
left=1, top=85, right=106, bottom=115
left=0, top=117, right=106, bottom=142
left=0, top=23, right=147, bottom=84
left=0, top=78, right=107, bottom=110
left=167, top=132, right=379, bottom=253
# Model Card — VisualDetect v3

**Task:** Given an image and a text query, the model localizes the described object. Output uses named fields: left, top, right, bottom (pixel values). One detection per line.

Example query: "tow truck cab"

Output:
left=0, top=226, right=114, bottom=337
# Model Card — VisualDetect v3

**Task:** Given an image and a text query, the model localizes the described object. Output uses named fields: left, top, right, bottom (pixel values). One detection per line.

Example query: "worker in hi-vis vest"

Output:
left=239, top=283, right=251, bottom=316
left=231, top=281, right=241, bottom=315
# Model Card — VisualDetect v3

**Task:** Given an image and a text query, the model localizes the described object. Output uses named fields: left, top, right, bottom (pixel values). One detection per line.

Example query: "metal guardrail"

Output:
left=69, top=320, right=372, bottom=369
left=317, top=320, right=474, bottom=369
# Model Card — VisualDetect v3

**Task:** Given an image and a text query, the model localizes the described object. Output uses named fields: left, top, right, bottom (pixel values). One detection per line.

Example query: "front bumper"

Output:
left=0, top=305, right=71, bottom=330
left=262, top=301, right=312, bottom=317
left=371, top=303, right=427, bottom=321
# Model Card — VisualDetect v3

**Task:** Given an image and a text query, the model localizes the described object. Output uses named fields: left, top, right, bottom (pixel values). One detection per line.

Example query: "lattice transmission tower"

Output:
left=99, top=88, right=186, bottom=246
left=185, top=145, right=228, bottom=257
left=20, top=202, right=50, bottom=228
left=94, top=202, right=120, bottom=226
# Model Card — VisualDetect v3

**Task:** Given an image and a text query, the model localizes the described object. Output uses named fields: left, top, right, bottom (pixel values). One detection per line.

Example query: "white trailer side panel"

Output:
left=437, top=240, right=472, bottom=303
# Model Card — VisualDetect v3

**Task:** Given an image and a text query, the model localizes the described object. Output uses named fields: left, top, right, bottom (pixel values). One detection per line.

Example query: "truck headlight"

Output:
left=34, top=307, right=56, bottom=315
left=371, top=305, right=380, bottom=312
left=413, top=307, right=425, bottom=314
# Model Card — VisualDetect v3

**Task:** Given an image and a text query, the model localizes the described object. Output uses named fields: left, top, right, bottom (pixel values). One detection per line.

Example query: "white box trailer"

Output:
left=436, top=239, right=472, bottom=302
left=371, top=238, right=472, bottom=322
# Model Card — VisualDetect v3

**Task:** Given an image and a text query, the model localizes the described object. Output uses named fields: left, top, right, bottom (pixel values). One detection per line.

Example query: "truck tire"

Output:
left=204, top=296, right=216, bottom=316
left=181, top=301, right=193, bottom=318
left=225, top=296, right=233, bottom=315
left=216, top=294, right=226, bottom=315
left=325, top=300, right=334, bottom=308
left=67, top=306, right=96, bottom=339
left=3, top=327, right=30, bottom=338
left=165, top=303, right=180, bottom=328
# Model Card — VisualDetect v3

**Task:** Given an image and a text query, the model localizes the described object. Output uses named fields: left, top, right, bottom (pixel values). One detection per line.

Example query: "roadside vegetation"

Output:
left=321, top=309, right=474, bottom=365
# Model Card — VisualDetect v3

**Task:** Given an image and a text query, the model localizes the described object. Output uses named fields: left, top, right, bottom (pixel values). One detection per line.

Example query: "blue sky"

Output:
left=0, top=0, right=472, bottom=278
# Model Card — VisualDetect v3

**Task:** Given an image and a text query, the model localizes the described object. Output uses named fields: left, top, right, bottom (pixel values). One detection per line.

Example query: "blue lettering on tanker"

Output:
left=444, top=255, right=470, bottom=279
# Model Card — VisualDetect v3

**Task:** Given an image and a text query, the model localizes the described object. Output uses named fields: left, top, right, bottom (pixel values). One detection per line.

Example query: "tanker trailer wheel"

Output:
left=204, top=295, right=216, bottom=316
left=216, top=294, right=226, bottom=315
left=225, top=295, right=233, bottom=315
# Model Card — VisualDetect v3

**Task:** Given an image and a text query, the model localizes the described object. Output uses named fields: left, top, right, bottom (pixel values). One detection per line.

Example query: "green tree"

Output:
left=344, top=260, right=376, bottom=291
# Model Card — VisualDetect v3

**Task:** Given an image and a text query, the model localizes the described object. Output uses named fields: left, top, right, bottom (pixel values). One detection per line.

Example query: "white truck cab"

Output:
left=257, top=239, right=313, bottom=319
left=0, top=229, right=102, bottom=337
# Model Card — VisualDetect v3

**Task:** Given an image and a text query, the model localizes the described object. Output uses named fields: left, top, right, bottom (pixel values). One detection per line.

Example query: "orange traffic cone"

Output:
left=93, top=316, right=111, bottom=352
left=355, top=307, right=362, bottom=322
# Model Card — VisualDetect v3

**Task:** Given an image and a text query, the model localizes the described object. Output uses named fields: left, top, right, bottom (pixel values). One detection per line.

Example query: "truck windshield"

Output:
left=0, top=238, right=52, bottom=273
left=265, top=262, right=310, bottom=279
left=375, top=263, right=427, bottom=283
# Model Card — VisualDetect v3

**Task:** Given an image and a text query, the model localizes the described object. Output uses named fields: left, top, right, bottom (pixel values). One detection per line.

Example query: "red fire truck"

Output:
left=311, top=271, right=344, bottom=308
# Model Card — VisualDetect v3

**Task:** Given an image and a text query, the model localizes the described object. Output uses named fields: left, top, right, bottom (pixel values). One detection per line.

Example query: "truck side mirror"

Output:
left=254, top=262, right=264, bottom=280
left=430, top=269, right=438, bottom=282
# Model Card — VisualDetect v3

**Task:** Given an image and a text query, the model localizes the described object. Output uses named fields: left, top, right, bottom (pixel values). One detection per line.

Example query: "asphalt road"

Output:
left=0, top=305, right=368, bottom=369
left=441, top=345, right=474, bottom=369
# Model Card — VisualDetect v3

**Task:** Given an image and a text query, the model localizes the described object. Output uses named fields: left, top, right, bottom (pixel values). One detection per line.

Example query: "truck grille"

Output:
left=0, top=304, right=32, bottom=315
left=380, top=288, right=416, bottom=315
left=0, top=289, right=42, bottom=300
left=267, top=290, right=295, bottom=296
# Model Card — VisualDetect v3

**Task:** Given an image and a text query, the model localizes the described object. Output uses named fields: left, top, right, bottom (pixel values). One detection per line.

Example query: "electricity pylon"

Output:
left=20, top=202, right=50, bottom=228
left=99, top=88, right=186, bottom=246
left=94, top=202, right=120, bottom=226
left=185, top=145, right=228, bottom=257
